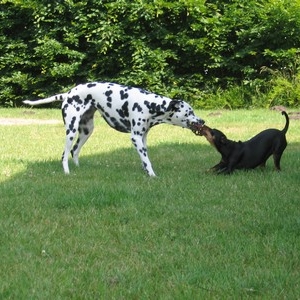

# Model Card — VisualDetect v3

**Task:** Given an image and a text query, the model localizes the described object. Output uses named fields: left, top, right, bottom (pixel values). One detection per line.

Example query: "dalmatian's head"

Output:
left=166, top=100, right=205, bottom=129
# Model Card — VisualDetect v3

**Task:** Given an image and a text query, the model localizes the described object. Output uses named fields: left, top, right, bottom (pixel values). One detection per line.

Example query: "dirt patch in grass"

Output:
left=289, top=112, right=300, bottom=120
left=270, top=106, right=300, bottom=120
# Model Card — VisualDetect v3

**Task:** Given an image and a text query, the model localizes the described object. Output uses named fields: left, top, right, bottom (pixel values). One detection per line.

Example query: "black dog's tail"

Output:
left=281, top=111, right=289, bottom=134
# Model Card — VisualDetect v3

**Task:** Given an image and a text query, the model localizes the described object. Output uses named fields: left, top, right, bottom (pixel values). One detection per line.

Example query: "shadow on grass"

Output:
left=1, top=141, right=299, bottom=210
left=0, top=142, right=216, bottom=207
left=24, top=142, right=213, bottom=176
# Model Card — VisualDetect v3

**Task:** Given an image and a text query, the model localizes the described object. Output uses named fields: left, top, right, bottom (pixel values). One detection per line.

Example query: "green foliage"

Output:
left=0, top=0, right=300, bottom=107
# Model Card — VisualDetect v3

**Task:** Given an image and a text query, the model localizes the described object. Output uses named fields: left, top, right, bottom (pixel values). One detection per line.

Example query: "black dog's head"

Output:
left=209, top=128, right=228, bottom=148
left=198, top=126, right=227, bottom=148
left=191, top=124, right=235, bottom=159
left=201, top=126, right=239, bottom=161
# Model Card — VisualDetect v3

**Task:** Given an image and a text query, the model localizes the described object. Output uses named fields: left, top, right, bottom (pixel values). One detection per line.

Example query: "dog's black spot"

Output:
left=143, top=147, right=147, bottom=156
left=131, top=138, right=138, bottom=148
left=105, top=90, right=113, bottom=102
left=133, top=103, right=143, bottom=112
left=139, top=88, right=150, bottom=95
left=116, top=101, right=129, bottom=118
left=72, top=144, right=79, bottom=153
left=62, top=104, right=68, bottom=122
left=149, top=120, right=160, bottom=127
left=83, top=128, right=89, bottom=135
left=107, top=102, right=112, bottom=108
left=55, top=95, right=64, bottom=101
left=133, top=130, right=142, bottom=136
left=120, top=90, right=129, bottom=100
left=120, top=118, right=131, bottom=130
left=68, top=116, right=76, bottom=133
left=84, top=94, right=93, bottom=105
left=87, top=83, right=96, bottom=88
left=132, top=119, right=136, bottom=127
left=105, top=90, right=113, bottom=97
left=144, top=101, right=164, bottom=115
left=72, top=95, right=83, bottom=105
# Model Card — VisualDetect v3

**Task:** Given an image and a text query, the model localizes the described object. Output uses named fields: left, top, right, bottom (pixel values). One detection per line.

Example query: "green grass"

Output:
left=0, top=108, right=299, bottom=299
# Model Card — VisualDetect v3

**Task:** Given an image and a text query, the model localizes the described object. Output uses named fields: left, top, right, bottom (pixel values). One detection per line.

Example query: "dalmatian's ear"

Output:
left=166, top=100, right=182, bottom=112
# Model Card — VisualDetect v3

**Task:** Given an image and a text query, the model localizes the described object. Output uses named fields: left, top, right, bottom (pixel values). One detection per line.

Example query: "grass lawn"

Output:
left=0, top=108, right=299, bottom=299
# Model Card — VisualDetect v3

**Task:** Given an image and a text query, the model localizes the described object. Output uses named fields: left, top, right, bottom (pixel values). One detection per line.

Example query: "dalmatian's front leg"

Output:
left=131, top=132, right=156, bottom=177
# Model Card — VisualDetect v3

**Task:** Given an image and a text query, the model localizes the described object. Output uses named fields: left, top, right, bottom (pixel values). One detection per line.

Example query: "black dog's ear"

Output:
left=166, top=100, right=182, bottom=112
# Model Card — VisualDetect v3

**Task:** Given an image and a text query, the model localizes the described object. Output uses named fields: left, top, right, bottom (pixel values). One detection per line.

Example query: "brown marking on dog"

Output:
left=199, top=125, right=216, bottom=146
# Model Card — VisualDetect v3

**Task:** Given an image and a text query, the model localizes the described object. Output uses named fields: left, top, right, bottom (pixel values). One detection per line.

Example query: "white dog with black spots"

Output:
left=24, top=82, right=204, bottom=176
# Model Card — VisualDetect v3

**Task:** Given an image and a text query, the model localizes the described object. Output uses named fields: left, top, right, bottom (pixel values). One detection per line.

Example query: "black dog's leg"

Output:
left=224, top=150, right=244, bottom=174
left=217, top=167, right=231, bottom=174
left=209, top=160, right=227, bottom=172
left=273, top=153, right=283, bottom=171
left=273, top=137, right=287, bottom=171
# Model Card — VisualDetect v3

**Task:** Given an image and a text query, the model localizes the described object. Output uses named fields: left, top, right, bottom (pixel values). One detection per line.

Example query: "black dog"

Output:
left=197, top=111, right=289, bottom=174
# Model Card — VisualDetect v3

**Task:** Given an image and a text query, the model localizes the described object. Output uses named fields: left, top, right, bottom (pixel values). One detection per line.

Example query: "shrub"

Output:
left=0, top=0, right=300, bottom=108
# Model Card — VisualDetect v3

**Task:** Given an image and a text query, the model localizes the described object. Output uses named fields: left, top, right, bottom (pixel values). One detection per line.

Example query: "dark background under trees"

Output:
left=1, top=0, right=300, bottom=108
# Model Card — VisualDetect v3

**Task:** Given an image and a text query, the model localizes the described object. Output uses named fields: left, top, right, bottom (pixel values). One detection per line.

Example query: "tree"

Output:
left=0, top=0, right=299, bottom=107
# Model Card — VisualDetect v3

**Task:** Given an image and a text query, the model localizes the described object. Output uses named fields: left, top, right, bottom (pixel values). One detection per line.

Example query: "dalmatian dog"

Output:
left=23, top=82, right=204, bottom=176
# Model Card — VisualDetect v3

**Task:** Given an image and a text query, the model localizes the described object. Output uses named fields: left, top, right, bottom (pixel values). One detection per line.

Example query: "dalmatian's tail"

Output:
left=23, top=93, right=67, bottom=106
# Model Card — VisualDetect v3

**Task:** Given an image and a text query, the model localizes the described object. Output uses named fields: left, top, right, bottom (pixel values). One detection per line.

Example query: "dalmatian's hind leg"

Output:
left=71, top=107, right=97, bottom=167
left=61, top=103, right=85, bottom=174
left=62, top=117, right=80, bottom=174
